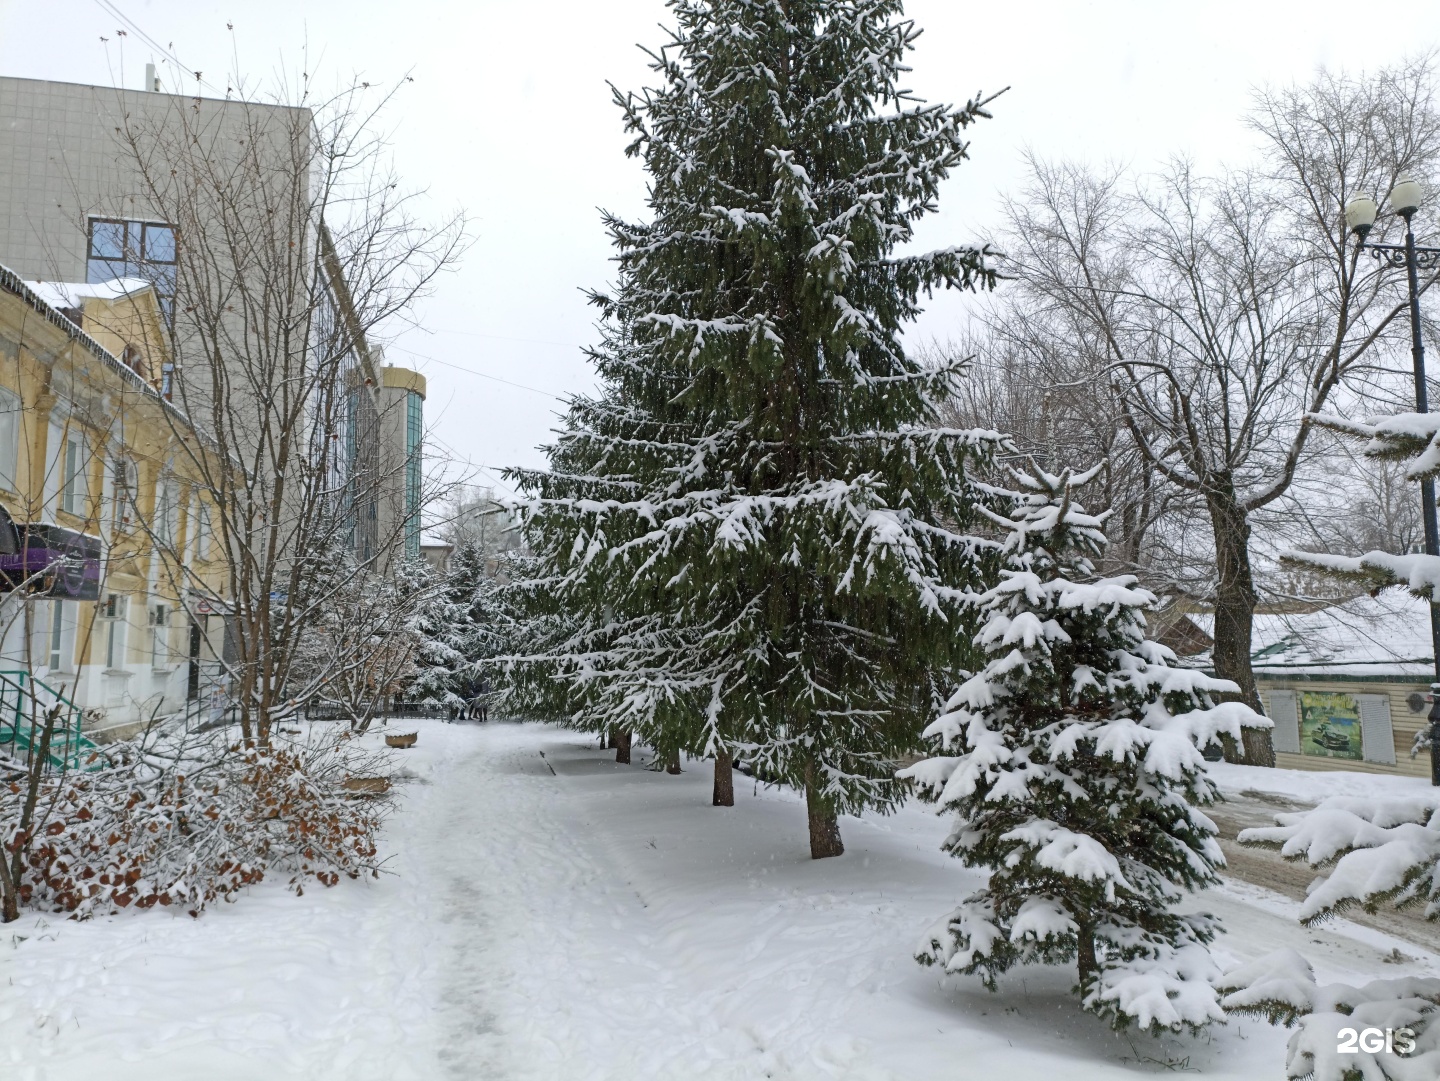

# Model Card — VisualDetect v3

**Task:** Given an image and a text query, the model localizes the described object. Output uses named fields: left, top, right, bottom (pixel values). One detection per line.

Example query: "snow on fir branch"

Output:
left=1220, top=949, right=1440, bottom=1081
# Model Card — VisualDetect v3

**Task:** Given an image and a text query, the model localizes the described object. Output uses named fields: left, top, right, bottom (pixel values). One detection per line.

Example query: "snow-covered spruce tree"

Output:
left=1216, top=410, right=1440, bottom=1081
left=403, top=557, right=470, bottom=716
left=902, top=465, right=1266, bottom=1031
left=409, top=540, right=514, bottom=716
left=507, top=0, right=1007, bottom=855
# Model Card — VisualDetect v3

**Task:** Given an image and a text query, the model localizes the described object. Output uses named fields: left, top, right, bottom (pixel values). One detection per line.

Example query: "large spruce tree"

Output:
left=510, top=0, right=1005, bottom=857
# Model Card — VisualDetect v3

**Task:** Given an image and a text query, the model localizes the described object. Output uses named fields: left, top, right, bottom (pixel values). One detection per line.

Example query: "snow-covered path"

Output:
left=5, top=719, right=1437, bottom=1080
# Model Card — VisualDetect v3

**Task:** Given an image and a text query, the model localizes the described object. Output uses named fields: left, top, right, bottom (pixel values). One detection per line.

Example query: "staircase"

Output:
left=0, top=670, right=101, bottom=771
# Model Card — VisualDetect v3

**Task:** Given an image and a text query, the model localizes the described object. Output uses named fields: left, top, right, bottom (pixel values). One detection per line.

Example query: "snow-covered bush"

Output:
left=2, top=727, right=390, bottom=919
left=902, top=466, right=1267, bottom=1032
left=1221, top=794, right=1440, bottom=1079
left=1220, top=948, right=1440, bottom=1081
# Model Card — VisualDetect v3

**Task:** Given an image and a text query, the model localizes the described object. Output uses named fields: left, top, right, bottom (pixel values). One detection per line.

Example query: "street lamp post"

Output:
left=1347, top=178, right=1440, bottom=786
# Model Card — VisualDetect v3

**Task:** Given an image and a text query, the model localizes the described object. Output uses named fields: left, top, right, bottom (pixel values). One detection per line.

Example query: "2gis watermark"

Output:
left=1336, top=1027, right=1418, bottom=1056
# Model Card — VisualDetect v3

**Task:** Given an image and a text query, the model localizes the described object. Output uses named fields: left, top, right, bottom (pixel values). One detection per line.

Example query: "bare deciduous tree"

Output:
left=111, top=71, right=467, bottom=744
left=951, top=58, right=1440, bottom=765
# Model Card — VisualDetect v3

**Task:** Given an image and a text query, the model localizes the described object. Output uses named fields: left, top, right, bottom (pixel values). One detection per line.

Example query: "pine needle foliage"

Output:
left=509, top=0, right=1007, bottom=855
left=904, top=465, right=1266, bottom=1031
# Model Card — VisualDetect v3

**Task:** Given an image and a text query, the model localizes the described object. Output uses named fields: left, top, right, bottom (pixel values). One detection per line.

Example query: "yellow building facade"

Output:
left=0, top=266, right=227, bottom=740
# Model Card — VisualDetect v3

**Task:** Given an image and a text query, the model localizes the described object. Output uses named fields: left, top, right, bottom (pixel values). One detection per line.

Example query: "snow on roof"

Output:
left=1187, top=587, right=1435, bottom=678
left=22, top=277, right=154, bottom=311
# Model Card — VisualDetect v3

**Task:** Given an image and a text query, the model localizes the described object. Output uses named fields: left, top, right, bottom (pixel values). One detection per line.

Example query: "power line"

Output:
left=423, top=327, right=587, bottom=351
left=387, top=343, right=579, bottom=401
left=92, top=0, right=224, bottom=96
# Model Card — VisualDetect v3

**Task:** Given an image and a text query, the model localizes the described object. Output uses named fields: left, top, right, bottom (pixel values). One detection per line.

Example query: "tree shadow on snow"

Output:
left=917, top=966, right=1236, bottom=1075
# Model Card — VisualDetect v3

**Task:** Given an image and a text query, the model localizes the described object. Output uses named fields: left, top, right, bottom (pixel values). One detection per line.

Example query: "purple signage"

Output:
left=0, top=524, right=102, bottom=601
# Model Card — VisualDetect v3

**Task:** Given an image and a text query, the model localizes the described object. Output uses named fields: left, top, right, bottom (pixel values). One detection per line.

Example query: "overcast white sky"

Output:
left=3, top=1, right=1440, bottom=495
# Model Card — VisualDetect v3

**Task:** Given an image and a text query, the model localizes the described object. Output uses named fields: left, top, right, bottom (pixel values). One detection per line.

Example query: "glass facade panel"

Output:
left=405, top=391, right=422, bottom=559
left=89, top=220, right=127, bottom=260
left=142, top=223, right=176, bottom=262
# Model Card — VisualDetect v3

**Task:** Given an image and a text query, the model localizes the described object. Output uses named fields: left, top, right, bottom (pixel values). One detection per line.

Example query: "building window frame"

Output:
left=60, top=430, right=88, bottom=517
left=86, top=217, right=179, bottom=325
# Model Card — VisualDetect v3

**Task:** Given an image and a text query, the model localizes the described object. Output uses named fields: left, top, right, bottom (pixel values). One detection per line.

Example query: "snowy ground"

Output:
left=4, top=719, right=1437, bottom=1080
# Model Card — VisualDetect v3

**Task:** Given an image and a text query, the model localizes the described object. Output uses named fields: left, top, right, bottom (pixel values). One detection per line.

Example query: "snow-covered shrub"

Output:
left=1220, top=948, right=1440, bottom=1081
left=902, top=466, right=1267, bottom=1032
left=1220, top=795, right=1440, bottom=1079
left=2, top=727, right=390, bottom=919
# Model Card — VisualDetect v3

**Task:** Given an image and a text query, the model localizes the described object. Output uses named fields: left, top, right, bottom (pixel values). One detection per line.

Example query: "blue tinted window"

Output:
left=150, top=263, right=177, bottom=294
left=405, top=391, right=422, bottom=558
left=142, top=223, right=176, bottom=262
left=87, top=258, right=129, bottom=285
left=89, top=220, right=128, bottom=260
left=86, top=217, right=178, bottom=326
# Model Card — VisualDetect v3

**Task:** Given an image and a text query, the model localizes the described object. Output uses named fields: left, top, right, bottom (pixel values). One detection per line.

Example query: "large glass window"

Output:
left=86, top=218, right=178, bottom=325
left=405, top=391, right=422, bottom=559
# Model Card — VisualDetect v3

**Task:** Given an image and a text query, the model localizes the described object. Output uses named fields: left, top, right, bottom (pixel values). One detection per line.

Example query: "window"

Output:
left=150, top=603, right=169, bottom=666
left=47, top=601, right=72, bottom=671
left=405, top=390, right=423, bottom=560
left=60, top=431, right=88, bottom=516
left=0, top=389, right=19, bottom=491
left=44, top=418, right=62, bottom=515
left=104, top=593, right=128, bottom=669
left=155, top=477, right=179, bottom=546
left=193, top=502, right=211, bottom=562
left=87, top=218, right=178, bottom=325
left=110, top=458, right=134, bottom=532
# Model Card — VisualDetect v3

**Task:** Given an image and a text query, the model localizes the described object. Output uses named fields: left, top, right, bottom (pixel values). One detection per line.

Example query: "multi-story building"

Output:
left=0, top=74, right=430, bottom=741
left=0, top=73, right=426, bottom=573
left=0, top=268, right=225, bottom=741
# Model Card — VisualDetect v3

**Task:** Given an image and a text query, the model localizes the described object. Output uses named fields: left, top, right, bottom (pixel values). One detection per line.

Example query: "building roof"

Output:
left=1187, top=588, right=1434, bottom=678
left=0, top=262, right=200, bottom=439
left=24, top=277, right=153, bottom=310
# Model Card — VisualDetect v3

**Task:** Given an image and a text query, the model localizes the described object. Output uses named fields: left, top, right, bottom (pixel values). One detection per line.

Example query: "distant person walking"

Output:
left=471, top=676, right=492, bottom=722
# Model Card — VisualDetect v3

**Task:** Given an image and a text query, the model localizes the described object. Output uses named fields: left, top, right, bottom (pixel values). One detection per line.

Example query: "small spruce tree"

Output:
left=409, top=541, right=513, bottom=716
left=903, top=465, right=1265, bottom=1031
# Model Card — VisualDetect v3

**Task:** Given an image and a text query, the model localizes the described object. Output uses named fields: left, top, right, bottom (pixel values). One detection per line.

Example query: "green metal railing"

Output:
left=0, top=670, right=100, bottom=771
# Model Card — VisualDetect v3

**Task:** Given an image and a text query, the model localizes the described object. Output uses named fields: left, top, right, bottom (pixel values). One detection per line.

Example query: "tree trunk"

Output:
left=1206, top=485, right=1275, bottom=768
left=804, top=764, right=844, bottom=859
left=3, top=705, right=61, bottom=923
left=615, top=728, right=631, bottom=765
left=712, top=748, right=734, bottom=807
left=1077, top=923, right=1097, bottom=985
left=665, top=747, right=682, bottom=775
